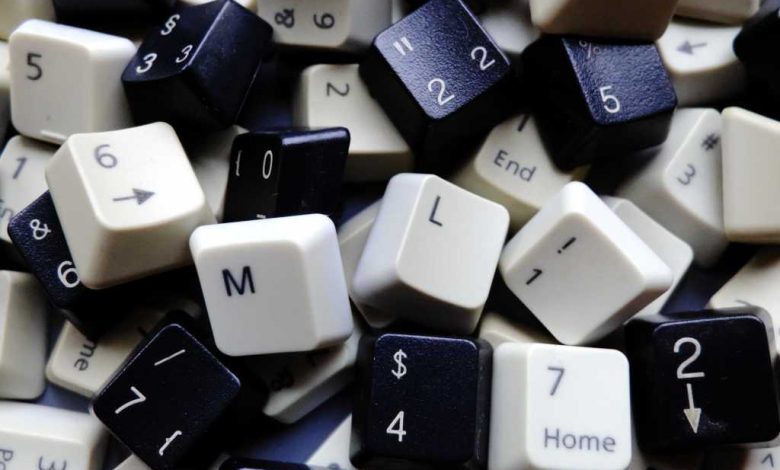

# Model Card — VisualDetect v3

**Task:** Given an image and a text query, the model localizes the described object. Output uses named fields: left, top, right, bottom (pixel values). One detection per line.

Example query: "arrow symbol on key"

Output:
left=113, top=188, right=155, bottom=205
left=683, top=382, right=702, bottom=433
left=677, top=40, right=707, bottom=55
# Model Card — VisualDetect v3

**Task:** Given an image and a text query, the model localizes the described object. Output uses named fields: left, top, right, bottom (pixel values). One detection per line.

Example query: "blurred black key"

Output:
left=405, top=0, right=487, bottom=14
left=221, top=458, right=330, bottom=470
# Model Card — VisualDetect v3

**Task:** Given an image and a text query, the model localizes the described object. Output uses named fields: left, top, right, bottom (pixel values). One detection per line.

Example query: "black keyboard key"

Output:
left=405, top=0, right=487, bottom=14
left=223, top=128, right=349, bottom=222
left=221, top=458, right=329, bottom=470
left=734, top=0, right=780, bottom=109
left=351, top=333, right=492, bottom=469
left=625, top=308, right=780, bottom=451
left=359, top=0, right=516, bottom=170
left=522, top=36, right=677, bottom=171
left=122, top=0, right=273, bottom=129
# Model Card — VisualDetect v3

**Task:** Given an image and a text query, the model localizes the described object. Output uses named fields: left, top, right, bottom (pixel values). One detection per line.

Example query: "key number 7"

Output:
left=599, top=86, right=620, bottom=114
left=114, top=386, right=146, bottom=414
left=547, top=366, right=564, bottom=396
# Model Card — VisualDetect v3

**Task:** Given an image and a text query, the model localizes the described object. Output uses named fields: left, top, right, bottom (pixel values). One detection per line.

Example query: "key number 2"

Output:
left=471, top=46, right=495, bottom=71
left=599, top=86, right=620, bottom=114
left=387, top=411, right=407, bottom=443
left=428, top=78, right=454, bottom=106
left=674, top=337, right=705, bottom=379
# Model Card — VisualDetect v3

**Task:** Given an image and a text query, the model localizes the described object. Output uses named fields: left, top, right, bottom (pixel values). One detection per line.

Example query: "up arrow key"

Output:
left=113, top=188, right=155, bottom=205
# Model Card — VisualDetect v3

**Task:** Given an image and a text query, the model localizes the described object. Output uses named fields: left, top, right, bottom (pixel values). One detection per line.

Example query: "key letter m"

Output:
left=223, top=266, right=255, bottom=297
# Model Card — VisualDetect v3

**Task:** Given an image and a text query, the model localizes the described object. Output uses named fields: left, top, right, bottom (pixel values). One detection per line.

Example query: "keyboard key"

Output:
left=45, top=122, right=216, bottom=289
left=222, top=128, right=349, bottom=222
left=0, top=271, right=47, bottom=399
left=523, top=37, right=676, bottom=171
left=626, top=308, right=780, bottom=450
left=656, top=20, right=746, bottom=106
left=0, top=402, right=108, bottom=470
left=616, top=108, right=727, bottom=267
left=9, top=20, right=136, bottom=144
left=704, top=446, right=780, bottom=470
left=52, top=0, right=174, bottom=14
left=0, top=135, right=52, bottom=248
left=222, top=458, right=328, bottom=470
left=351, top=333, right=492, bottom=469
left=359, top=0, right=516, bottom=169
left=677, top=0, right=760, bottom=24
left=257, top=1, right=391, bottom=54
left=0, top=0, right=54, bottom=40
left=306, top=415, right=354, bottom=470
left=122, top=0, right=273, bottom=129
left=92, top=323, right=244, bottom=470
left=182, top=0, right=254, bottom=8
left=499, top=182, right=672, bottom=345
left=489, top=343, right=632, bottom=470
left=247, top=319, right=362, bottom=423
left=478, top=311, right=555, bottom=348
left=114, top=455, right=153, bottom=470
left=190, top=215, right=353, bottom=356
left=353, top=173, right=509, bottom=334
left=337, top=201, right=398, bottom=329
left=295, top=64, right=413, bottom=182
left=478, top=0, right=539, bottom=62
left=734, top=2, right=780, bottom=107
left=529, top=0, right=676, bottom=40
left=722, top=107, right=780, bottom=243
left=628, top=422, right=704, bottom=470
left=406, top=0, right=487, bottom=14
left=452, top=113, right=582, bottom=229
left=0, top=41, right=9, bottom=145
left=603, top=197, right=694, bottom=318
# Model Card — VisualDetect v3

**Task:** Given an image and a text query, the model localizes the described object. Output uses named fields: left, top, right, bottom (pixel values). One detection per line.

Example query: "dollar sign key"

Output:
left=392, top=349, right=407, bottom=379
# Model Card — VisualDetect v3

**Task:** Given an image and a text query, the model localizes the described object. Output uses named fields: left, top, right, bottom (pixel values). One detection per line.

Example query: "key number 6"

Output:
left=599, top=85, right=620, bottom=114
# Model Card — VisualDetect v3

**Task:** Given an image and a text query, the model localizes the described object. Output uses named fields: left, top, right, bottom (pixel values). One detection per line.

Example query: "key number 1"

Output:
left=387, top=411, right=407, bottom=442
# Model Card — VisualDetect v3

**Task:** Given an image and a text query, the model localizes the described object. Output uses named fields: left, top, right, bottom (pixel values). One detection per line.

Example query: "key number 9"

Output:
left=57, top=261, right=80, bottom=288
left=599, top=86, right=620, bottom=114
left=95, top=144, right=118, bottom=169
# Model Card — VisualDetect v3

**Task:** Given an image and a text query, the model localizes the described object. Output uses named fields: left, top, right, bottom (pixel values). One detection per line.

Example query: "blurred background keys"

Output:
left=122, top=0, right=272, bottom=129
left=523, top=36, right=677, bottom=171
left=351, top=333, right=492, bottom=469
left=359, top=0, right=516, bottom=171
left=223, top=128, right=349, bottom=222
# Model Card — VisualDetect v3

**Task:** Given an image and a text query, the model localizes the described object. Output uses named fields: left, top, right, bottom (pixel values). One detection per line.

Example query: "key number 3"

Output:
left=176, top=45, right=193, bottom=64
left=674, top=337, right=705, bottom=379
left=136, top=53, right=157, bottom=74
left=428, top=78, right=454, bottom=106
left=599, top=85, right=620, bottom=114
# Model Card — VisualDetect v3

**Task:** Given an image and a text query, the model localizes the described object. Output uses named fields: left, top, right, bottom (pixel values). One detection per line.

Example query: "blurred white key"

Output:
left=0, top=41, right=9, bottom=144
left=46, top=122, right=216, bottom=289
left=478, top=311, right=555, bottom=348
left=453, top=114, right=581, bottom=230
left=500, top=182, right=672, bottom=345
left=190, top=215, right=354, bottom=356
left=0, top=271, right=47, bottom=399
left=529, top=0, right=677, bottom=40
left=489, top=343, right=632, bottom=470
left=114, top=455, right=152, bottom=470
left=0, top=135, right=52, bottom=246
left=479, top=0, right=539, bottom=61
left=257, top=0, right=391, bottom=53
left=337, top=201, right=398, bottom=329
left=0, top=402, right=107, bottom=470
left=0, top=0, right=54, bottom=40
left=656, top=20, right=746, bottom=106
left=295, top=64, right=412, bottom=182
left=709, top=248, right=780, bottom=352
left=603, top=197, right=694, bottom=318
left=617, top=108, right=727, bottom=267
left=353, top=173, right=509, bottom=334
left=722, top=107, right=780, bottom=243
left=248, top=320, right=362, bottom=423
left=704, top=446, right=780, bottom=470
left=307, top=415, right=355, bottom=470
left=9, top=20, right=135, bottom=144
left=676, top=0, right=760, bottom=25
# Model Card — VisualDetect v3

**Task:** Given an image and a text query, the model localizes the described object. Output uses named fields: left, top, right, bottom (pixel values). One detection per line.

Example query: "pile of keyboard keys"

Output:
left=4, top=0, right=780, bottom=469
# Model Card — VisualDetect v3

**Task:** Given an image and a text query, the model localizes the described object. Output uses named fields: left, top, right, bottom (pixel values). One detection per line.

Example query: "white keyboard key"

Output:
left=257, top=0, right=391, bottom=53
left=603, top=197, right=694, bottom=318
left=704, top=446, right=780, bottom=470
left=248, top=320, right=362, bottom=423
left=0, top=402, right=108, bottom=470
left=722, top=107, right=780, bottom=243
left=9, top=20, right=135, bottom=144
left=295, top=64, right=413, bottom=182
left=0, top=135, right=53, bottom=246
left=479, top=0, right=539, bottom=61
left=0, top=271, right=47, bottom=399
left=306, top=415, right=355, bottom=470
left=709, top=248, right=780, bottom=353
left=337, top=201, right=399, bottom=329
left=478, top=311, right=555, bottom=348
left=489, top=343, right=632, bottom=470
left=453, top=114, right=582, bottom=229
left=656, top=20, right=746, bottom=106
left=45, top=122, right=216, bottom=289
left=529, top=0, right=677, bottom=40
left=0, top=41, right=9, bottom=144
left=0, top=0, right=54, bottom=40
left=676, top=0, right=760, bottom=24
left=616, top=108, right=727, bottom=267
left=190, top=214, right=354, bottom=356
left=353, top=173, right=509, bottom=334
left=500, top=182, right=672, bottom=345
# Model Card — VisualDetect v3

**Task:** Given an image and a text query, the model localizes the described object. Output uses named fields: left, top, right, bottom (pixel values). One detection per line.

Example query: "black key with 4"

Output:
left=625, top=308, right=780, bottom=451
left=122, top=0, right=273, bottom=129
left=522, top=36, right=677, bottom=171
left=223, top=128, right=349, bottom=222
left=359, top=0, right=516, bottom=171
left=351, top=333, right=492, bottom=469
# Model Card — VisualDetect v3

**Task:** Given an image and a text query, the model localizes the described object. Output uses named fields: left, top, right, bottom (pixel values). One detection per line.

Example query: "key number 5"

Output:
left=599, top=85, right=620, bottom=114
left=26, top=53, right=42, bottom=81
left=387, top=411, right=407, bottom=443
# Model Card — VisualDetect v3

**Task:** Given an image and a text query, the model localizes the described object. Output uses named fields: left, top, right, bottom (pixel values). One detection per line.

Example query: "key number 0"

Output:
left=599, top=86, right=620, bottom=114
left=674, top=337, right=705, bottom=379
left=386, top=411, right=406, bottom=442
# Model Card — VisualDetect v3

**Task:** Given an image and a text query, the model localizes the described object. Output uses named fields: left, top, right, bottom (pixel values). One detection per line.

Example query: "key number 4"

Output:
left=387, top=411, right=407, bottom=443
left=599, top=86, right=620, bottom=114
